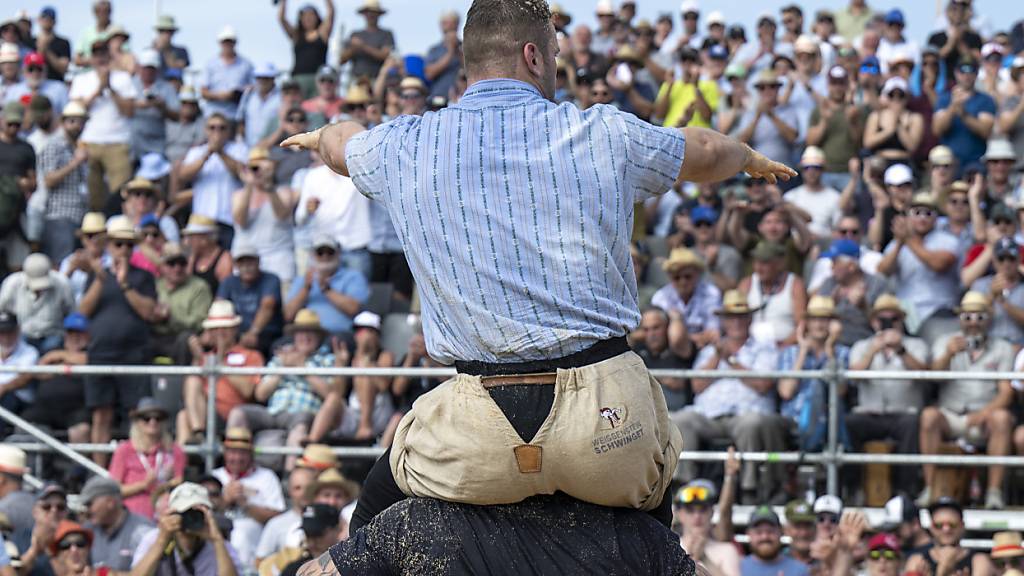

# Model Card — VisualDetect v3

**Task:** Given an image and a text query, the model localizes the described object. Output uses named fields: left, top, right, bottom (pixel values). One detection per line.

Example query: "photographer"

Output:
left=130, top=483, right=239, bottom=576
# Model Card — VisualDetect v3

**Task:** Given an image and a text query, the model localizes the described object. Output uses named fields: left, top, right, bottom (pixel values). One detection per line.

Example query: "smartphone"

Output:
left=615, top=62, right=633, bottom=86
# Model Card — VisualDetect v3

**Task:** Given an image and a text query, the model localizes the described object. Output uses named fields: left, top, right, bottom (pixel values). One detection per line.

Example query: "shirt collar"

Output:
left=458, top=79, right=545, bottom=107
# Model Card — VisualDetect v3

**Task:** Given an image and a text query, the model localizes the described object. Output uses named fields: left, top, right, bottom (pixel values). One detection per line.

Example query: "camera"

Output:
left=879, top=318, right=895, bottom=330
left=180, top=508, right=205, bottom=533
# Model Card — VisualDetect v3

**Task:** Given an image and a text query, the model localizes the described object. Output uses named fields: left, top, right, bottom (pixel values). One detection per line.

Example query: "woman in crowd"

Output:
left=108, top=397, right=186, bottom=519
left=278, top=0, right=335, bottom=97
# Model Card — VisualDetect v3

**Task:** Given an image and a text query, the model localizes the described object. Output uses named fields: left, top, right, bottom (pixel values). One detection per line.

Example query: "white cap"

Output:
left=595, top=0, right=614, bottom=15
left=706, top=10, right=725, bottom=26
left=137, top=49, right=160, bottom=68
left=23, top=253, right=53, bottom=292
left=800, top=146, right=826, bottom=167
left=253, top=62, right=278, bottom=78
left=983, top=139, right=1016, bottom=162
left=813, top=494, right=843, bottom=516
left=168, top=482, right=213, bottom=513
left=680, top=0, right=699, bottom=15
left=353, top=311, right=382, bottom=331
left=883, top=163, right=914, bottom=186
left=0, top=42, right=18, bottom=64
left=881, top=76, right=909, bottom=97
left=217, top=25, right=237, bottom=42
left=981, top=42, right=1005, bottom=59
left=794, top=35, right=820, bottom=54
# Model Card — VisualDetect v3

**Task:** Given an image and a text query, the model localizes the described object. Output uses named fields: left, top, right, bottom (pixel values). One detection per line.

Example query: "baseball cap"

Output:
left=301, top=504, right=340, bottom=537
left=881, top=76, right=909, bottom=97
left=353, top=311, right=382, bottom=331
left=751, top=240, right=786, bottom=261
left=929, top=145, right=955, bottom=166
left=23, top=52, right=45, bottom=68
left=63, top=312, right=89, bottom=333
left=316, top=65, right=338, bottom=81
left=231, top=242, right=258, bottom=260
left=824, top=238, right=860, bottom=260
left=23, top=253, right=53, bottom=292
left=35, top=482, right=67, bottom=502
left=991, top=203, right=1016, bottom=223
left=813, top=494, right=843, bottom=516
left=994, top=237, right=1020, bottom=259
left=708, top=44, right=728, bottom=60
left=690, top=205, right=719, bottom=225
left=828, top=65, right=848, bottom=81
left=860, top=55, right=881, bottom=74
left=883, top=164, right=913, bottom=186
left=982, top=42, right=1004, bottom=60
left=883, top=494, right=919, bottom=528
left=137, top=49, right=160, bottom=69
left=138, top=213, right=160, bottom=229
left=800, top=146, right=825, bottom=167
left=749, top=505, right=781, bottom=527
left=168, top=482, right=213, bottom=513
left=928, top=496, right=963, bottom=517
left=869, top=533, right=901, bottom=552
left=785, top=499, right=815, bottom=524
left=3, top=101, right=25, bottom=124
left=884, top=9, right=905, bottom=25
left=0, top=312, right=17, bottom=332
left=254, top=62, right=278, bottom=78
left=79, top=476, right=121, bottom=506
left=706, top=10, right=725, bottom=26
left=311, top=233, right=340, bottom=252
left=217, top=25, right=238, bottom=42
left=40, top=7, right=57, bottom=19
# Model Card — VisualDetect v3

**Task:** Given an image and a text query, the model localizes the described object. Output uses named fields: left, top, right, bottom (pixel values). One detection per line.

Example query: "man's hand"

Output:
left=72, top=146, right=89, bottom=167
left=281, top=126, right=326, bottom=152
left=306, top=197, right=321, bottom=215
left=331, top=336, right=351, bottom=367
left=837, top=510, right=867, bottom=551
left=239, top=330, right=259, bottom=349
left=200, top=506, right=225, bottom=543
left=224, top=481, right=247, bottom=506
left=946, top=335, right=968, bottom=356
left=681, top=530, right=708, bottom=562
left=157, top=510, right=182, bottom=543
left=743, top=148, right=797, bottom=184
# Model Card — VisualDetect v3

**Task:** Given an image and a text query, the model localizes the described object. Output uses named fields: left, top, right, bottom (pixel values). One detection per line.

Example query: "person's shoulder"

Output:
left=126, top=510, right=156, bottom=531
left=970, top=274, right=993, bottom=292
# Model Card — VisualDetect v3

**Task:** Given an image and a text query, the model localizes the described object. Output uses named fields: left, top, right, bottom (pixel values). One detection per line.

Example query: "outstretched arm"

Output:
left=297, top=551, right=340, bottom=576
left=677, top=127, right=795, bottom=187
left=281, top=122, right=368, bottom=177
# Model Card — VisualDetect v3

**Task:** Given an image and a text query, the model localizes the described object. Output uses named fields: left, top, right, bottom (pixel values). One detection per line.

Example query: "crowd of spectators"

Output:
left=1, top=0, right=1024, bottom=573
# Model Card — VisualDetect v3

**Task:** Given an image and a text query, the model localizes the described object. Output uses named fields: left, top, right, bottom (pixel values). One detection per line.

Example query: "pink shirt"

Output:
left=108, top=440, right=186, bottom=519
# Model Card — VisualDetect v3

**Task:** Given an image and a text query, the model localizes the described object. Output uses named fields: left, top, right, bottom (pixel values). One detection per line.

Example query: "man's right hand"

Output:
left=946, top=335, right=968, bottom=356
left=72, top=146, right=89, bottom=166
left=281, top=126, right=326, bottom=152
left=743, top=148, right=796, bottom=184
left=157, top=510, right=182, bottom=542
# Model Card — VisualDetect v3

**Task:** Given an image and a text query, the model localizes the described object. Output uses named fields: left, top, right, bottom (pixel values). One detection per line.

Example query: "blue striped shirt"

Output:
left=345, top=79, right=686, bottom=364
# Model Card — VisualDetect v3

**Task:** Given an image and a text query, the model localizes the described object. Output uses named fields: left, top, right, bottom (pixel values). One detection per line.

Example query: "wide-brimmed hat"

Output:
left=49, top=521, right=92, bottom=556
left=0, top=445, right=26, bottom=476
left=223, top=427, right=253, bottom=450
left=104, top=215, right=137, bottom=241
left=992, top=532, right=1024, bottom=559
left=306, top=468, right=361, bottom=502
left=181, top=214, right=218, bottom=236
left=662, top=247, right=705, bottom=273
left=203, top=300, right=242, bottom=330
left=715, top=290, right=753, bottom=316
left=398, top=76, right=427, bottom=94
left=550, top=3, right=572, bottom=23
left=957, top=291, right=991, bottom=314
left=287, top=308, right=326, bottom=335
left=130, top=396, right=169, bottom=420
left=155, top=14, right=178, bottom=31
left=806, top=295, right=837, bottom=318
left=753, top=69, right=782, bottom=88
left=77, top=212, right=106, bottom=236
left=344, top=85, right=372, bottom=106
left=910, top=192, right=938, bottom=210
left=296, top=444, right=338, bottom=471
left=62, top=100, right=88, bottom=118
left=751, top=240, right=786, bottom=261
left=121, top=177, right=156, bottom=199
left=137, top=153, right=171, bottom=181
left=357, top=0, right=386, bottom=14
left=871, top=294, right=904, bottom=317
left=983, top=139, right=1016, bottom=162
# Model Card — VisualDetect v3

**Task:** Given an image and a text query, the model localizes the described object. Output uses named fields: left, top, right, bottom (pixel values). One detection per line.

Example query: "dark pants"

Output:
left=845, top=412, right=921, bottom=493
left=350, top=383, right=673, bottom=532
left=217, top=222, right=234, bottom=251
left=370, top=251, right=415, bottom=300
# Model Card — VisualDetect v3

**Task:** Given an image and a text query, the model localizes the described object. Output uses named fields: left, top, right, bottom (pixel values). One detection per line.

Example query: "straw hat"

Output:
left=344, top=85, right=372, bottom=105
left=296, top=444, right=338, bottom=471
left=181, top=214, right=218, bottom=236
left=957, top=291, right=990, bottom=314
left=357, top=0, right=386, bottom=15
left=806, top=295, right=837, bottom=318
left=910, top=192, right=938, bottom=210
left=928, top=145, right=955, bottom=166
left=991, top=532, right=1024, bottom=559
left=662, top=248, right=705, bottom=273
left=76, top=212, right=106, bottom=236
left=223, top=427, right=253, bottom=450
left=871, top=294, right=904, bottom=317
left=398, top=76, right=427, bottom=94
left=62, top=100, right=88, bottom=118
left=104, top=215, right=137, bottom=241
left=715, top=290, right=754, bottom=316
left=286, top=309, right=326, bottom=335
left=0, top=445, right=26, bottom=476
left=613, top=45, right=643, bottom=64
left=202, top=300, right=242, bottom=330
left=306, top=468, right=361, bottom=502
left=120, top=177, right=156, bottom=198
left=248, top=147, right=270, bottom=165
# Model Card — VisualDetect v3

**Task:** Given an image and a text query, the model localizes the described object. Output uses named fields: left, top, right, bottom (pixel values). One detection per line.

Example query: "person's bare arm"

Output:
left=177, top=150, right=212, bottom=183
left=323, top=287, right=362, bottom=317
left=248, top=295, right=277, bottom=338
left=319, top=0, right=335, bottom=40
left=932, top=106, right=956, bottom=136
left=998, top=97, right=1024, bottom=133
left=765, top=109, right=798, bottom=143
left=896, top=113, right=924, bottom=152
left=296, top=552, right=341, bottom=576
left=278, top=0, right=297, bottom=39
left=875, top=242, right=901, bottom=276
left=963, top=112, right=994, bottom=140
left=281, top=121, right=368, bottom=177
left=961, top=245, right=992, bottom=287
left=677, top=127, right=795, bottom=186
left=904, top=236, right=956, bottom=273
left=232, top=187, right=253, bottom=228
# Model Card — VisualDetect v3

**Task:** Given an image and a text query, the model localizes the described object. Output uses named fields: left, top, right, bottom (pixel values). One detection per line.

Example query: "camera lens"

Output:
left=180, top=509, right=205, bottom=533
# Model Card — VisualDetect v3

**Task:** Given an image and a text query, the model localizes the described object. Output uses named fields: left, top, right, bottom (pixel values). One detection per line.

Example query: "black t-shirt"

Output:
left=634, top=343, right=694, bottom=411
left=293, top=35, right=328, bottom=76
left=330, top=495, right=696, bottom=575
left=0, top=138, right=36, bottom=178
left=927, top=30, right=983, bottom=79
left=86, top=265, right=157, bottom=361
left=44, top=35, right=72, bottom=81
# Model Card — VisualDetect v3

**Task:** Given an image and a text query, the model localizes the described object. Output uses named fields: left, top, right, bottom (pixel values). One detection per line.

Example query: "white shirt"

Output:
left=877, top=37, right=920, bottom=74
left=0, top=338, right=39, bottom=404
left=68, top=69, right=138, bottom=144
left=783, top=185, right=842, bottom=237
left=183, top=142, right=249, bottom=225
left=254, top=508, right=302, bottom=560
left=212, top=465, right=286, bottom=568
left=294, top=164, right=372, bottom=251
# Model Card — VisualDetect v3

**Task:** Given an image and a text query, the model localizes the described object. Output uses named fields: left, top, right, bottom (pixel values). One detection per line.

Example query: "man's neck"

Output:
left=105, top=506, right=127, bottom=534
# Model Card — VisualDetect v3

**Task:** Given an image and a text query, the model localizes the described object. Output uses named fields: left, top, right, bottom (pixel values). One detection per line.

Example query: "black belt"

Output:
left=455, top=336, right=630, bottom=377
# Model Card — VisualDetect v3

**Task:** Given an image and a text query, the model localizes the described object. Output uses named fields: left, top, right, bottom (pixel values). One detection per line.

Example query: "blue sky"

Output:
left=12, top=0, right=1023, bottom=76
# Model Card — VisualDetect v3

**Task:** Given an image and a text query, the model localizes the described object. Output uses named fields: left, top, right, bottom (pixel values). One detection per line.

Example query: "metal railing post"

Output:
left=204, top=354, right=218, bottom=473
left=0, top=404, right=110, bottom=478
left=825, top=360, right=840, bottom=496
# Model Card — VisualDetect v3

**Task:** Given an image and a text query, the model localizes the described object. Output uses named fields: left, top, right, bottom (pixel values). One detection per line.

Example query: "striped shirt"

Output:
left=345, top=79, right=686, bottom=364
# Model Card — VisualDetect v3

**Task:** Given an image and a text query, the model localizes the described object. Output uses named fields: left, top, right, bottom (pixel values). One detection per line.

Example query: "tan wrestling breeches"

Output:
left=389, top=351, right=683, bottom=511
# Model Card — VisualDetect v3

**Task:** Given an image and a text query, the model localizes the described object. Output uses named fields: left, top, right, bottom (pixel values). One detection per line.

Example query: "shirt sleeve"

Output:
left=619, top=112, right=686, bottom=200
left=345, top=123, right=396, bottom=200
left=261, top=274, right=282, bottom=303
left=132, top=268, right=158, bottom=299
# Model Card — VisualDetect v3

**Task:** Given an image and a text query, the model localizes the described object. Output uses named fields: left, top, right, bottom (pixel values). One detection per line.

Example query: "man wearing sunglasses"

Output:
left=674, top=480, right=740, bottom=576
left=865, top=533, right=903, bottom=576
left=15, top=483, right=69, bottom=576
left=36, top=101, right=88, bottom=261
left=178, top=113, right=247, bottom=249
left=970, top=237, right=1024, bottom=345
left=907, top=497, right=994, bottom=575
left=876, top=192, right=960, bottom=347
left=919, top=291, right=1014, bottom=509
left=284, top=235, right=369, bottom=336
left=980, top=139, right=1018, bottom=206
left=152, top=243, right=213, bottom=365
left=933, top=59, right=996, bottom=169
left=4, top=52, right=67, bottom=118
left=47, top=520, right=92, bottom=576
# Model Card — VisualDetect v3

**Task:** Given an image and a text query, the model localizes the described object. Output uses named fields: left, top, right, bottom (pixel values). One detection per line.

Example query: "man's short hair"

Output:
left=463, top=0, right=553, bottom=77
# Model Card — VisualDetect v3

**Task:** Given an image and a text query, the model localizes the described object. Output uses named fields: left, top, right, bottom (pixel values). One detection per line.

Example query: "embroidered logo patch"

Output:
left=599, top=406, right=626, bottom=429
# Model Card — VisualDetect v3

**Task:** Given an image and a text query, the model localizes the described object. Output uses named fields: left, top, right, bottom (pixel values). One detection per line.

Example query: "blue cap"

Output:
left=63, top=312, right=89, bottom=332
left=708, top=44, right=729, bottom=61
left=859, top=55, right=880, bottom=74
left=40, top=6, right=56, bottom=19
left=884, top=9, right=904, bottom=25
left=139, top=213, right=160, bottom=229
left=824, top=238, right=860, bottom=260
left=691, top=205, right=720, bottom=225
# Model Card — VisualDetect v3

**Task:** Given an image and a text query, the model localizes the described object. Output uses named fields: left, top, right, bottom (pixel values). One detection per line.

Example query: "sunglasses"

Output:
left=6, top=121, right=22, bottom=128
left=39, top=502, right=67, bottom=513
left=909, top=208, right=935, bottom=218
left=995, top=218, right=1015, bottom=226
left=677, top=485, right=710, bottom=504
left=947, top=197, right=968, bottom=206
left=207, top=124, right=228, bottom=132
left=994, top=558, right=1023, bottom=569
left=58, top=538, right=88, bottom=551
left=345, top=104, right=367, bottom=111
left=694, top=220, right=714, bottom=228
left=997, top=254, right=1018, bottom=263
left=756, top=84, right=780, bottom=91
left=128, top=189, right=154, bottom=197
left=869, top=550, right=899, bottom=561
left=317, top=77, right=337, bottom=83
left=286, top=116, right=306, bottom=123
left=27, top=65, right=43, bottom=73
left=165, top=258, right=187, bottom=268
left=988, top=158, right=1014, bottom=165
left=315, top=247, right=337, bottom=257
left=82, top=232, right=104, bottom=240
left=112, top=240, right=133, bottom=249
left=959, top=312, right=988, bottom=322
left=143, top=230, right=161, bottom=239
left=592, top=90, right=610, bottom=97
left=136, top=413, right=166, bottom=423
left=836, top=228, right=860, bottom=238
left=933, top=521, right=961, bottom=531
left=889, top=90, right=906, bottom=99
left=400, top=92, right=424, bottom=100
